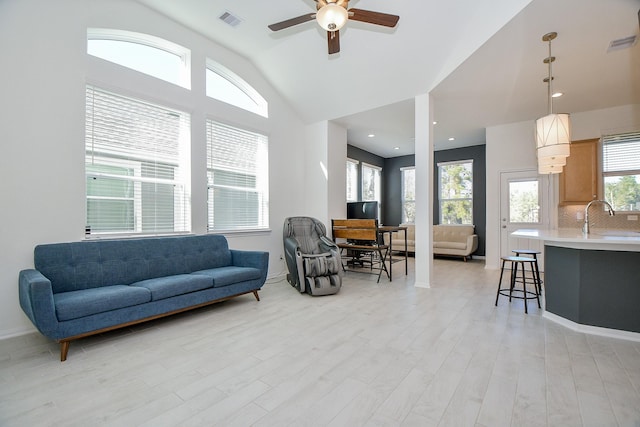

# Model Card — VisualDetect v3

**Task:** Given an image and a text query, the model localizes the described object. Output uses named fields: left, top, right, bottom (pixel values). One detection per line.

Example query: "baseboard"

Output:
left=0, top=325, right=36, bottom=340
left=265, top=272, right=287, bottom=284
left=543, top=311, right=640, bottom=342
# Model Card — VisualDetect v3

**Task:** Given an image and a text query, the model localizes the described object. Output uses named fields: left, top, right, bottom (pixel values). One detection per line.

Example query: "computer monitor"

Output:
left=346, top=201, right=378, bottom=220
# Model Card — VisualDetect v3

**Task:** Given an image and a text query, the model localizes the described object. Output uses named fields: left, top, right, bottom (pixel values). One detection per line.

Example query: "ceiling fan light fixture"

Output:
left=316, top=3, right=348, bottom=31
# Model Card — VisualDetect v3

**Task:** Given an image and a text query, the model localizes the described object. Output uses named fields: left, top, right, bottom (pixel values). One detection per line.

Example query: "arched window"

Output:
left=206, top=59, right=268, bottom=117
left=87, top=29, right=191, bottom=89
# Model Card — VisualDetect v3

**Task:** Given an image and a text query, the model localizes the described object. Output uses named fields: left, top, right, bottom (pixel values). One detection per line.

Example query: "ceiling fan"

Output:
left=268, top=0, right=399, bottom=54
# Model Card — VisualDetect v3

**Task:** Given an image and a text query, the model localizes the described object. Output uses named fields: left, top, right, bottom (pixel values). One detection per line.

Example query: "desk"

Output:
left=378, top=225, right=408, bottom=280
left=332, top=219, right=390, bottom=283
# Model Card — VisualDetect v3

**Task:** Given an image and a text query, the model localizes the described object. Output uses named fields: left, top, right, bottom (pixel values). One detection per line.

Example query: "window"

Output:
left=401, top=167, right=415, bottom=223
left=206, top=60, right=268, bottom=118
left=509, top=180, right=540, bottom=223
left=362, top=163, right=381, bottom=202
left=207, top=121, right=269, bottom=231
left=603, top=132, right=640, bottom=212
left=87, top=29, right=190, bottom=89
left=85, top=86, right=191, bottom=235
left=362, top=163, right=381, bottom=220
left=346, top=158, right=359, bottom=202
left=438, top=160, right=473, bottom=224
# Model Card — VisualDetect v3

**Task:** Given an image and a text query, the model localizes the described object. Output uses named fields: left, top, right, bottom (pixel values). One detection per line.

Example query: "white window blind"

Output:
left=602, top=132, right=640, bottom=211
left=207, top=121, right=269, bottom=231
left=85, top=86, right=191, bottom=235
left=603, top=132, right=640, bottom=173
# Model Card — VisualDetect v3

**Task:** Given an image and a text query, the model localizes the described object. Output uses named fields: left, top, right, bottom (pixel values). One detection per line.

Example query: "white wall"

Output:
left=327, top=122, right=348, bottom=223
left=485, top=104, right=640, bottom=269
left=0, top=0, right=325, bottom=338
left=303, top=122, right=331, bottom=225
left=485, top=120, right=538, bottom=269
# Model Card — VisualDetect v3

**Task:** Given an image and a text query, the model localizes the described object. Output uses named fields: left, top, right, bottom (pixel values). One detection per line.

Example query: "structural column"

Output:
left=414, top=93, right=434, bottom=288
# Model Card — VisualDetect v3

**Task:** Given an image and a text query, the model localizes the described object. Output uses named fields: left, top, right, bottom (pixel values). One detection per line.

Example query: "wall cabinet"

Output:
left=559, top=138, right=600, bottom=205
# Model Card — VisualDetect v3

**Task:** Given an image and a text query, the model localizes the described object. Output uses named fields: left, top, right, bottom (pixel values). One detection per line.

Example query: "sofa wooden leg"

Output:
left=60, top=341, right=70, bottom=362
left=253, top=290, right=260, bottom=301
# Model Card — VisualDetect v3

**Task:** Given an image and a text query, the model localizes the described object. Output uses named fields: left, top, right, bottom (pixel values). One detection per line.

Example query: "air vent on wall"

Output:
left=607, top=35, right=637, bottom=52
left=219, top=11, right=242, bottom=27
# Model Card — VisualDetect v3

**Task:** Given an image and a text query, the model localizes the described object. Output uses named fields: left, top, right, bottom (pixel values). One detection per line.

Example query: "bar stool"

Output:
left=512, top=249, right=543, bottom=295
left=495, top=256, right=541, bottom=314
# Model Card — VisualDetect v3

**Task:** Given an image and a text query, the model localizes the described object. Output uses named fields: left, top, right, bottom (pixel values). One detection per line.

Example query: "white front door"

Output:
left=500, top=170, right=549, bottom=270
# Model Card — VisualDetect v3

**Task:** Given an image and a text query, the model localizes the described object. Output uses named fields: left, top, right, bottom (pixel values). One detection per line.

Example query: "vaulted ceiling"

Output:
left=137, top=0, right=640, bottom=156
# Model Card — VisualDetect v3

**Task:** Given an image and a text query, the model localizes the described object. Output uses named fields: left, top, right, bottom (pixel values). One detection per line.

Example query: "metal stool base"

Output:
left=495, top=256, right=541, bottom=314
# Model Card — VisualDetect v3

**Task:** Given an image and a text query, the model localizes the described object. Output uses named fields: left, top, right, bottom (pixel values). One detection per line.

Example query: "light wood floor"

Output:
left=1, top=258, right=640, bottom=426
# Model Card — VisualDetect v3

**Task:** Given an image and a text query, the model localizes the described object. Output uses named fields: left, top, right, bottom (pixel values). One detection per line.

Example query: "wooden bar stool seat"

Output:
left=495, top=256, right=541, bottom=314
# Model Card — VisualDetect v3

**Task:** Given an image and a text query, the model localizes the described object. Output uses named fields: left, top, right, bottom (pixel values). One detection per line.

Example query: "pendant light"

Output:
left=536, top=32, right=571, bottom=174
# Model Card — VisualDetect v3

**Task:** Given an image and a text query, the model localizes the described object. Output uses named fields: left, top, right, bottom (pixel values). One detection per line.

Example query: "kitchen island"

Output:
left=512, top=229, right=640, bottom=339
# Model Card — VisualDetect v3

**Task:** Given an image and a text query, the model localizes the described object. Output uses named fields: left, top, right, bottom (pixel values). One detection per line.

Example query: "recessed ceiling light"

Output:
left=552, top=92, right=563, bottom=98
left=367, top=134, right=375, bottom=138
left=448, top=137, right=455, bottom=141
left=393, top=147, right=399, bottom=150
left=433, top=121, right=438, bottom=125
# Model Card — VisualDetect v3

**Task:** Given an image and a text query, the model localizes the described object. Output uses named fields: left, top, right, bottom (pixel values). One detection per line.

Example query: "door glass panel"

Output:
left=509, top=180, right=540, bottom=223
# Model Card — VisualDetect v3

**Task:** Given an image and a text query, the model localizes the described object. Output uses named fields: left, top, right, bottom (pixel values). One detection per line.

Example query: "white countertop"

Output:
left=512, top=228, right=640, bottom=251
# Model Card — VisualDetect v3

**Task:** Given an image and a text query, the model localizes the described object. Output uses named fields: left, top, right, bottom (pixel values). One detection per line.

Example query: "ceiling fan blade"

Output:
left=327, top=30, right=340, bottom=54
left=348, top=8, right=399, bottom=27
left=268, top=13, right=315, bottom=31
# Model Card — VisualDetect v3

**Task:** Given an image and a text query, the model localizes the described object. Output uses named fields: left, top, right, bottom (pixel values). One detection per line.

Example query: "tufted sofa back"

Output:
left=34, top=235, right=232, bottom=293
left=433, top=224, right=475, bottom=243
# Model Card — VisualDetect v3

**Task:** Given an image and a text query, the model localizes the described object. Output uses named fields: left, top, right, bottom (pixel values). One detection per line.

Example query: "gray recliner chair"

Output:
left=283, top=217, right=343, bottom=296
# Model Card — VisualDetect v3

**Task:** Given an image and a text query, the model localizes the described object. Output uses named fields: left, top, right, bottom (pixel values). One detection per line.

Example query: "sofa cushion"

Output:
left=433, top=241, right=467, bottom=250
left=54, top=285, right=151, bottom=321
left=191, top=266, right=262, bottom=288
left=130, top=274, right=214, bottom=301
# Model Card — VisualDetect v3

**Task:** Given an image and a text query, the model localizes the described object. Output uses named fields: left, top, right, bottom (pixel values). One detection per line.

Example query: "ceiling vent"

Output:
left=219, top=11, right=242, bottom=27
left=607, top=35, right=637, bottom=52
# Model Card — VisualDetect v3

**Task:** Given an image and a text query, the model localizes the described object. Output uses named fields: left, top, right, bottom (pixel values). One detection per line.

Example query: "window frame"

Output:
left=346, top=158, right=359, bottom=202
left=401, top=167, right=416, bottom=224
left=602, top=132, right=640, bottom=213
left=361, top=162, right=382, bottom=221
left=361, top=162, right=382, bottom=202
left=85, top=85, right=191, bottom=237
left=206, top=59, right=268, bottom=118
left=507, top=178, right=541, bottom=224
left=206, top=119, right=269, bottom=233
left=87, top=28, right=191, bottom=89
left=438, top=159, right=474, bottom=225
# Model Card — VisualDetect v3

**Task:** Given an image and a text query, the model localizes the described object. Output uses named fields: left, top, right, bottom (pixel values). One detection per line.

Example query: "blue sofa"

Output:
left=19, top=234, right=269, bottom=361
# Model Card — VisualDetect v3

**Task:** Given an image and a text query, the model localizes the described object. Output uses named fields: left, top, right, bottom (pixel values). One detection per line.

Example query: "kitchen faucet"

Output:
left=583, top=199, right=615, bottom=235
